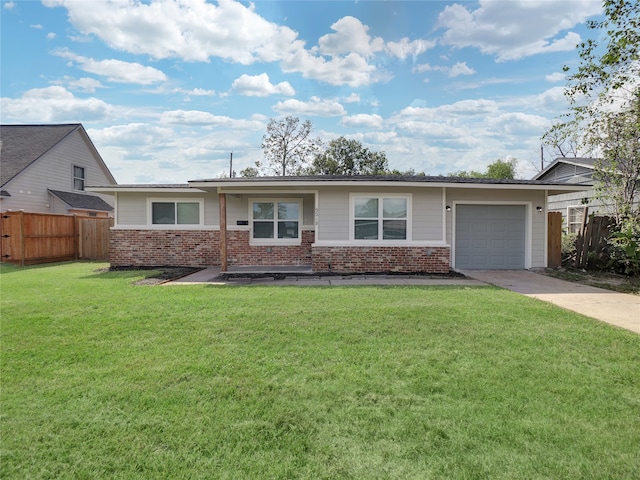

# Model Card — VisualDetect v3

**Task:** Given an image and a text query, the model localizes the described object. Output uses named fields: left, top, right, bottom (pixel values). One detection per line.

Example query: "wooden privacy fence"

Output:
left=547, top=211, right=562, bottom=268
left=0, top=211, right=113, bottom=266
left=574, top=214, right=616, bottom=269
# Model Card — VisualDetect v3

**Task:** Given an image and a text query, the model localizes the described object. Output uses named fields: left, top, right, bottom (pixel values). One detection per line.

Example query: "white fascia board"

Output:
left=189, top=180, right=592, bottom=193
left=87, top=187, right=205, bottom=194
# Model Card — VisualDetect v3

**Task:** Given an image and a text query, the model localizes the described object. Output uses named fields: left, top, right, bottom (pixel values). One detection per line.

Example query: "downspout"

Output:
left=219, top=192, right=227, bottom=272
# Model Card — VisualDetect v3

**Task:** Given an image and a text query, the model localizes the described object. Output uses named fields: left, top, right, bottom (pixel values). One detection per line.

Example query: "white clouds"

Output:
left=82, top=58, right=167, bottom=84
left=0, top=86, right=112, bottom=122
left=281, top=49, right=386, bottom=87
left=44, top=0, right=300, bottom=64
left=343, top=93, right=360, bottom=103
left=53, top=49, right=167, bottom=84
left=438, top=0, right=602, bottom=61
left=386, top=38, right=436, bottom=60
left=414, top=61, right=475, bottom=77
left=340, top=114, right=383, bottom=129
left=546, top=72, right=566, bottom=83
left=43, top=0, right=394, bottom=87
left=175, top=87, right=216, bottom=97
left=399, top=99, right=499, bottom=120
left=160, top=110, right=264, bottom=130
left=64, top=77, right=105, bottom=93
left=449, top=61, right=476, bottom=77
left=273, top=96, right=346, bottom=117
left=317, top=16, right=384, bottom=57
left=486, top=112, right=549, bottom=135
left=89, top=123, right=173, bottom=147
left=3, top=2, right=15, bottom=9
left=231, top=73, right=295, bottom=97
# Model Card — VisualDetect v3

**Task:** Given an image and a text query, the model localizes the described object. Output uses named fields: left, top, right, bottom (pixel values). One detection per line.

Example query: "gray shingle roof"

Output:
left=1, top=124, right=82, bottom=187
left=189, top=174, right=579, bottom=186
left=49, top=189, right=113, bottom=211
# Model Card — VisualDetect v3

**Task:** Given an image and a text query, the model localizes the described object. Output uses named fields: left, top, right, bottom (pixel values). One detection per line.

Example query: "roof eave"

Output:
left=188, top=179, right=593, bottom=192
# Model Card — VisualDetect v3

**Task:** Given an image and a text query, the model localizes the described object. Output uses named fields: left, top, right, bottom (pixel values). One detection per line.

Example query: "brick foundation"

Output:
left=312, top=245, right=451, bottom=273
left=110, top=228, right=451, bottom=273
left=110, top=229, right=219, bottom=267
left=226, top=229, right=314, bottom=266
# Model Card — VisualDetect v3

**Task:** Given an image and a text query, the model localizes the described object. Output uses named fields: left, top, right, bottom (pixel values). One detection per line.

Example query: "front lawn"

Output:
left=1, top=262, right=639, bottom=479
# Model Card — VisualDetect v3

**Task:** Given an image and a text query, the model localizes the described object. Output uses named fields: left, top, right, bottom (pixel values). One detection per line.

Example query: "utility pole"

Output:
left=540, top=144, right=544, bottom=171
left=229, top=152, right=233, bottom=178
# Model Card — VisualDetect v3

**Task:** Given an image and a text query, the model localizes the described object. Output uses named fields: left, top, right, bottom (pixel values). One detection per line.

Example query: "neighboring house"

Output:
left=88, top=175, right=589, bottom=273
left=1, top=124, right=116, bottom=216
left=533, top=157, right=618, bottom=233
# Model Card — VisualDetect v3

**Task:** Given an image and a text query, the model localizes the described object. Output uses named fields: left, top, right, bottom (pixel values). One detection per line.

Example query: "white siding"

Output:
left=316, top=186, right=444, bottom=242
left=412, top=188, right=443, bottom=241
left=317, top=188, right=350, bottom=241
left=116, top=194, right=147, bottom=225
left=115, top=191, right=218, bottom=226
left=1, top=129, right=115, bottom=214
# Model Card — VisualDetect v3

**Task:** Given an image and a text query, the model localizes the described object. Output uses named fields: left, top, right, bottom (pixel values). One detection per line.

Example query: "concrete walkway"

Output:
left=167, top=267, right=640, bottom=334
left=460, top=270, right=640, bottom=334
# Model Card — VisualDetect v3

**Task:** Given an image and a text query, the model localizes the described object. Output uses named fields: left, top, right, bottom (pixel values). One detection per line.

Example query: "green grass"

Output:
left=2, top=262, right=639, bottom=479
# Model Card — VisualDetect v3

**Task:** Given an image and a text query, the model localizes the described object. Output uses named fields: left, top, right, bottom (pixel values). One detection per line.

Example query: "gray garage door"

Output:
left=455, top=204, right=526, bottom=270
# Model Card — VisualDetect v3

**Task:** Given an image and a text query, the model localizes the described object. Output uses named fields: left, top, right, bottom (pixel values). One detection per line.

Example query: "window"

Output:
left=567, top=206, right=585, bottom=234
left=353, top=195, right=408, bottom=240
left=250, top=200, right=301, bottom=243
left=73, top=166, right=85, bottom=191
left=151, top=201, right=200, bottom=225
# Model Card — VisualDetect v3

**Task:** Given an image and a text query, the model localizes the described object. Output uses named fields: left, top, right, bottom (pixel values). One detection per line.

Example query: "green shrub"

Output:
left=561, top=233, right=577, bottom=257
left=607, top=217, right=640, bottom=276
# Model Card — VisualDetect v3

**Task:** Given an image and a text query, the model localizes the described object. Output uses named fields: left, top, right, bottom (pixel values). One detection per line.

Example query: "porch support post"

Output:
left=219, top=192, right=227, bottom=272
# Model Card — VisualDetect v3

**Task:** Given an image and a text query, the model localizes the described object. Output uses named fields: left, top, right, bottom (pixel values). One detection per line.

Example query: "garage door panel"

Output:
left=456, top=205, right=525, bottom=270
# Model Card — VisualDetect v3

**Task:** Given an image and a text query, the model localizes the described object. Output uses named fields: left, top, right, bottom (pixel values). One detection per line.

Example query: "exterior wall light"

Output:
left=445, top=205, right=452, bottom=211
left=536, top=206, right=543, bottom=212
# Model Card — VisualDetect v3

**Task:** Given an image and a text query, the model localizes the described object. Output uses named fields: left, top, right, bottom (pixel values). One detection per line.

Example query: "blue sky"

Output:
left=1, top=0, right=604, bottom=184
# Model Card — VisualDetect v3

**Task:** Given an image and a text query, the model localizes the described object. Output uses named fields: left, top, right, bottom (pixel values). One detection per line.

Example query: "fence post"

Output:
left=19, top=211, right=25, bottom=266
left=547, top=212, right=562, bottom=267
left=73, top=215, right=79, bottom=261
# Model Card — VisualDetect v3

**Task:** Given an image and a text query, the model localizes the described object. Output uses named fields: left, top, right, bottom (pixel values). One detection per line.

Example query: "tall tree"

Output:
left=261, top=116, right=322, bottom=176
left=306, top=137, right=388, bottom=175
left=448, top=158, right=518, bottom=180
left=546, top=0, right=639, bottom=220
left=593, top=96, right=640, bottom=219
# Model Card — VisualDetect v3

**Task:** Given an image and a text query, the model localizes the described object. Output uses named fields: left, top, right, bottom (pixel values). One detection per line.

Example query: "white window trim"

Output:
left=567, top=205, right=585, bottom=234
left=73, top=165, right=85, bottom=191
left=249, top=198, right=302, bottom=245
left=147, top=198, right=205, bottom=229
left=349, top=193, right=412, bottom=242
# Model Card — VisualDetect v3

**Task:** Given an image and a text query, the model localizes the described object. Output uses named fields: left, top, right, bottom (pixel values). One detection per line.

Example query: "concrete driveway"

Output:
left=460, top=270, right=640, bottom=334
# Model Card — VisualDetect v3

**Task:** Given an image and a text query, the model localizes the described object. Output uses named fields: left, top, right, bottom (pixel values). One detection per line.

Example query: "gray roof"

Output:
left=49, top=189, right=113, bottom=211
left=532, top=157, right=597, bottom=181
left=1, top=124, right=82, bottom=187
left=189, top=174, right=582, bottom=186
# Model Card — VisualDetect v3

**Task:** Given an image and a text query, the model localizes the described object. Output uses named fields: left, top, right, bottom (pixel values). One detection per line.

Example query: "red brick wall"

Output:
left=110, top=229, right=219, bottom=267
left=110, top=228, right=450, bottom=273
left=226, top=229, right=314, bottom=266
left=312, top=245, right=451, bottom=273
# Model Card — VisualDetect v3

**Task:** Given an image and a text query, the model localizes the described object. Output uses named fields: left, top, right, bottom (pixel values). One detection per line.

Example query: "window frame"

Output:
left=73, top=165, right=85, bottom=191
left=249, top=198, right=302, bottom=245
left=349, top=193, right=412, bottom=243
left=147, top=198, right=204, bottom=228
left=567, top=205, right=585, bottom=234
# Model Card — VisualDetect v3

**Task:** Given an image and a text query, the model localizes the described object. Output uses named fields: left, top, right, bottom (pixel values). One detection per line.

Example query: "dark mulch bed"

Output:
left=108, top=266, right=202, bottom=285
